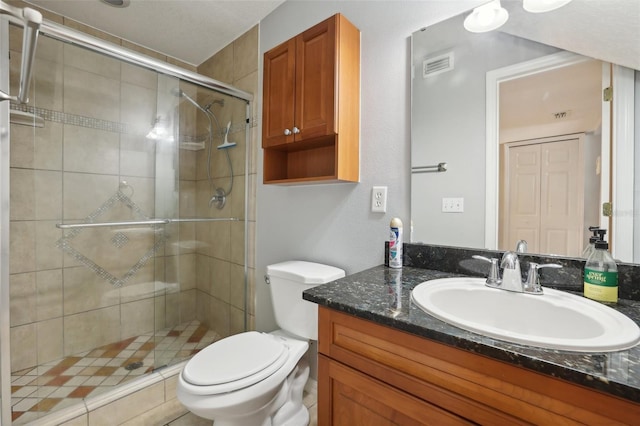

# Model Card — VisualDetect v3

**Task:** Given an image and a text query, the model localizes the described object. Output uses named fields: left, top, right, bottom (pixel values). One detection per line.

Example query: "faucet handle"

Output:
left=472, top=255, right=501, bottom=286
left=524, top=263, right=562, bottom=294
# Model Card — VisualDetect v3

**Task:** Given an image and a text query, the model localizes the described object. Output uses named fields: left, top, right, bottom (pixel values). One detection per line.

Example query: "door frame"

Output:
left=485, top=51, right=635, bottom=260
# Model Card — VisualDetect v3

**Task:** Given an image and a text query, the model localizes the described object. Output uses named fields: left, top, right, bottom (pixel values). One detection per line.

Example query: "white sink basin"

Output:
left=411, top=277, right=640, bottom=352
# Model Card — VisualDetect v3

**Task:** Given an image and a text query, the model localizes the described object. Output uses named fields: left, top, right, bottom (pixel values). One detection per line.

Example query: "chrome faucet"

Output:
left=473, top=252, right=562, bottom=294
left=515, top=239, right=528, bottom=253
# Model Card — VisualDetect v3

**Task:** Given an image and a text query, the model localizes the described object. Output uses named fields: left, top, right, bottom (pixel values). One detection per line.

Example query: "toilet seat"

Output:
left=181, top=331, right=289, bottom=394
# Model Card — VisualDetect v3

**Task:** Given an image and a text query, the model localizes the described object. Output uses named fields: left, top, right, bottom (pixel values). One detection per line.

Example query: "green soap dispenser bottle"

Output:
left=581, top=226, right=601, bottom=259
left=584, top=233, right=618, bottom=303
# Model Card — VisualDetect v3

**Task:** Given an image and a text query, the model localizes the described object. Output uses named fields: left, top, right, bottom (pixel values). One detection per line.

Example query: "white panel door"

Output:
left=502, top=136, right=584, bottom=256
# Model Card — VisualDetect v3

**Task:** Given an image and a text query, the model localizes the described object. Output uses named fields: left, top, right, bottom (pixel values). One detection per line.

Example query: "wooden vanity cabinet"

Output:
left=318, top=307, right=640, bottom=425
left=262, top=14, right=360, bottom=184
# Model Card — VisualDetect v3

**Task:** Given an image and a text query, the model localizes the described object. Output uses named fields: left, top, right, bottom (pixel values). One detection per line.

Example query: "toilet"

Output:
left=177, top=260, right=345, bottom=426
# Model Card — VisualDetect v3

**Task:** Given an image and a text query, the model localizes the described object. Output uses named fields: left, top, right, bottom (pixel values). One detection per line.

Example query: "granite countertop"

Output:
left=303, top=265, right=640, bottom=404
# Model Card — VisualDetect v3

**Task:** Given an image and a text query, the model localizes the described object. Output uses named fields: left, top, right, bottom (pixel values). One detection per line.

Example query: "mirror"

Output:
left=410, top=1, right=639, bottom=263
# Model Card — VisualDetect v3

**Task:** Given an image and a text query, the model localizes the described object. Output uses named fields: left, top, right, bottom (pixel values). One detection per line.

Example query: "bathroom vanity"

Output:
left=304, top=259, right=640, bottom=425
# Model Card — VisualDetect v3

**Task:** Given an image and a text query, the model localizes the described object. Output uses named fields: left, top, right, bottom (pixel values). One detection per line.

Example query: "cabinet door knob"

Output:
left=293, top=127, right=300, bottom=134
left=284, top=129, right=292, bottom=136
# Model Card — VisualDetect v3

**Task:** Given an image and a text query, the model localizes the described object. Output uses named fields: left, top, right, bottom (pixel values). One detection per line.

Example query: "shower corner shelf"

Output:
left=179, top=141, right=206, bottom=151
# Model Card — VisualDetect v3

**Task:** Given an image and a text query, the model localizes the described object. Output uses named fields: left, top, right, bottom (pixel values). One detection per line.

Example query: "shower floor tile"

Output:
left=10, top=320, right=219, bottom=425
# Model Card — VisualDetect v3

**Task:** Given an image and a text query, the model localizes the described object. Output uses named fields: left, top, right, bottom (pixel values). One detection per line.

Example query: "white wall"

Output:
left=255, top=1, right=484, bottom=331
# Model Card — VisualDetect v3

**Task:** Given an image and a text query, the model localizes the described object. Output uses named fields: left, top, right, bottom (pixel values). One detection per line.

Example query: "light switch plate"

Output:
left=442, top=197, right=464, bottom=213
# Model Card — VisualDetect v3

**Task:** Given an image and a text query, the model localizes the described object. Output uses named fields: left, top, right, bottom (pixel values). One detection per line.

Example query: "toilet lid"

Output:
left=182, top=331, right=288, bottom=390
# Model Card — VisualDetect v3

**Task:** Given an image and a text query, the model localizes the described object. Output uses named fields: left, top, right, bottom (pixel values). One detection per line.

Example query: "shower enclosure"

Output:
left=1, top=10, right=251, bottom=425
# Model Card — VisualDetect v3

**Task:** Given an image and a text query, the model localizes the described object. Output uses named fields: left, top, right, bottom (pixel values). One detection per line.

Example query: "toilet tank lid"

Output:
left=267, top=261, right=345, bottom=284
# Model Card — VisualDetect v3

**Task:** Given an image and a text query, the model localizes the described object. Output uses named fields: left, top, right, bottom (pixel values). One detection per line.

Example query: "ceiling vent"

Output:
left=423, top=52, right=454, bottom=78
left=552, top=110, right=572, bottom=120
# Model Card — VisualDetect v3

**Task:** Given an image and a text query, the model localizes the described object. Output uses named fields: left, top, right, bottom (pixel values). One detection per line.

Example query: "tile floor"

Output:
left=11, top=320, right=219, bottom=425
left=165, top=378, right=318, bottom=426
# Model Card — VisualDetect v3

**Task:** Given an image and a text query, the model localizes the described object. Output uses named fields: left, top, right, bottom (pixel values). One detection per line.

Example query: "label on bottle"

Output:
left=584, top=268, right=618, bottom=302
left=389, top=226, right=402, bottom=268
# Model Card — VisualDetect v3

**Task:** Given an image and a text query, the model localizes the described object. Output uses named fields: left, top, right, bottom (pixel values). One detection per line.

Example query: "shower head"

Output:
left=204, top=98, right=225, bottom=111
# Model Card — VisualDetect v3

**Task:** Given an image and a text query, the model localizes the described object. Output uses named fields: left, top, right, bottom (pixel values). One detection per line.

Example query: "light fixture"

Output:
left=99, top=0, right=130, bottom=8
left=463, top=0, right=509, bottom=33
left=523, top=0, right=573, bottom=13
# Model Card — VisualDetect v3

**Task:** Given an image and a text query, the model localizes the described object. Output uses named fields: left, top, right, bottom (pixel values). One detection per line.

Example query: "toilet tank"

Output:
left=266, top=261, right=345, bottom=340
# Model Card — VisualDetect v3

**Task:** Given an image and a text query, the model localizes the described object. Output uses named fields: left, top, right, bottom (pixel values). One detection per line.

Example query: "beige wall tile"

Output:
left=10, top=168, right=35, bottom=220
left=63, top=125, right=119, bottom=175
left=179, top=253, right=196, bottom=290
left=35, top=170, right=63, bottom=220
left=199, top=43, right=233, bottom=84
left=10, top=272, right=36, bottom=326
left=121, top=133, right=156, bottom=178
left=121, top=175, right=156, bottom=215
left=195, top=290, right=210, bottom=325
left=10, top=220, right=36, bottom=274
left=166, top=291, right=181, bottom=327
left=230, top=220, right=245, bottom=266
left=229, top=263, right=245, bottom=311
left=37, top=317, right=64, bottom=364
left=179, top=179, right=196, bottom=217
left=64, top=305, right=120, bottom=355
left=63, top=66, right=120, bottom=122
left=209, top=221, right=230, bottom=262
left=10, top=322, right=37, bottom=371
left=233, top=25, right=259, bottom=80
left=10, top=121, right=64, bottom=171
left=120, top=81, right=158, bottom=136
left=247, top=221, right=256, bottom=269
left=179, top=149, right=196, bottom=181
left=37, top=269, right=63, bottom=321
left=179, top=289, right=196, bottom=323
left=119, top=397, right=187, bottom=426
left=229, top=175, right=245, bottom=219
left=154, top=294, right=167, bottom=330
left=209, top=258, right=230, bottom=302
left=121, top=298, right=155, bottom=338
left=63, top=172, right=119, bottom=220
left=120, top=263, right=158, bottom=303
left=230, top=305, right=245, bottom=336
left=63, top=42, right=121, bottom=80
left=34, top=54, right=65, bottom=111
left=36, top=220, right=63, bottom=271
left=63, top=266, right=120, bottom=315
left=57, top=414, right=88, bottom=426
left=234, top=70, right=259, bottom=127
left=195, top=253, right=210, bottom=292
left=88, top=381, right=165, bottom=426
left=209, top=297, right=230, bottom=338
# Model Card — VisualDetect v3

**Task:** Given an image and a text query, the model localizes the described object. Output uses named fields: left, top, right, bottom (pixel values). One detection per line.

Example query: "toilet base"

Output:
left=192, top=357, right=310, bottom=426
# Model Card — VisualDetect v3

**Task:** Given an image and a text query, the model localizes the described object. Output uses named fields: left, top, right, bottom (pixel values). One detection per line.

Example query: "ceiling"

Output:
left=25, top=0, right=286, bottom=66
left=22, top=0, right=640, bottom=70
left=500, top=59, right=603, bottom=137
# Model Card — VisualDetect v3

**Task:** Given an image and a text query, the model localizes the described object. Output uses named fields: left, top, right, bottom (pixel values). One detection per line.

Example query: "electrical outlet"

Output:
left=442, top=197, right=464, bottom=213
left=371, top=186, right=387, bottom=213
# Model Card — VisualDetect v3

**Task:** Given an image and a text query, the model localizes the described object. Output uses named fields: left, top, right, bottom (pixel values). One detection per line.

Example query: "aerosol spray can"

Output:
left=389, top=218, right=403, bottom=269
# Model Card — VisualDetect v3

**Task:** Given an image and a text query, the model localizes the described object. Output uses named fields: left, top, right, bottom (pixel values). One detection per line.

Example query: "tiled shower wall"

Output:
left=6, top=0, right=258, bottom=374
left=7, top=17, right=199, bottom=373
left=196, top=25, right=259, bottom=335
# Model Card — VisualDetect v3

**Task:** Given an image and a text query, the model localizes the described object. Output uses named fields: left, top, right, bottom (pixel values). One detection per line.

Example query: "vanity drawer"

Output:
left=318, top=307, right=640, bottom=425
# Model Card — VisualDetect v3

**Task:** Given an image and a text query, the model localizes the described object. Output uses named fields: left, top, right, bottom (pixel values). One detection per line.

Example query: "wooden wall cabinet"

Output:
left=318, top=307, right=640, bottom=425
left=262, top=14, right=360, bottom=184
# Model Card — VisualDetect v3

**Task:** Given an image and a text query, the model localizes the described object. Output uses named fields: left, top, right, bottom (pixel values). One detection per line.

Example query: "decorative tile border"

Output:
left=10, top=102, right=128, bottom=133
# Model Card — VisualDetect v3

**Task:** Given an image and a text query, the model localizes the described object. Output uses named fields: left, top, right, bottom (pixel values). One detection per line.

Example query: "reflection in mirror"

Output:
left=410, top=8, right=639, bottom=263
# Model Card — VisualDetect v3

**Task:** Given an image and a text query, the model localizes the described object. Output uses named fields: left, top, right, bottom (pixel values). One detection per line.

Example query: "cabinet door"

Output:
left=295, top=15, right=336, bottom=142
left=319, top=355, right=471, bottom=426
left=262, top=38, right=296, bottom=148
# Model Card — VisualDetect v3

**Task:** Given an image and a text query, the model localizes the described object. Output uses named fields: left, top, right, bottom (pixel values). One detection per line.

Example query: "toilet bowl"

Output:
left=177, top=261, right=345, bottom=426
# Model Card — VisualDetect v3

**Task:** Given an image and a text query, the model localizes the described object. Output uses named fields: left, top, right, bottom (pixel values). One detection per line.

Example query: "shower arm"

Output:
left=1, top=1, right=42, bottom=103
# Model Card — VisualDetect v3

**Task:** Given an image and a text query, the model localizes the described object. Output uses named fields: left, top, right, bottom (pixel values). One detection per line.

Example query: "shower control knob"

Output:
left=292, top=127, right=300, bottom=134
left=284, top=129, right=292, bottom=136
